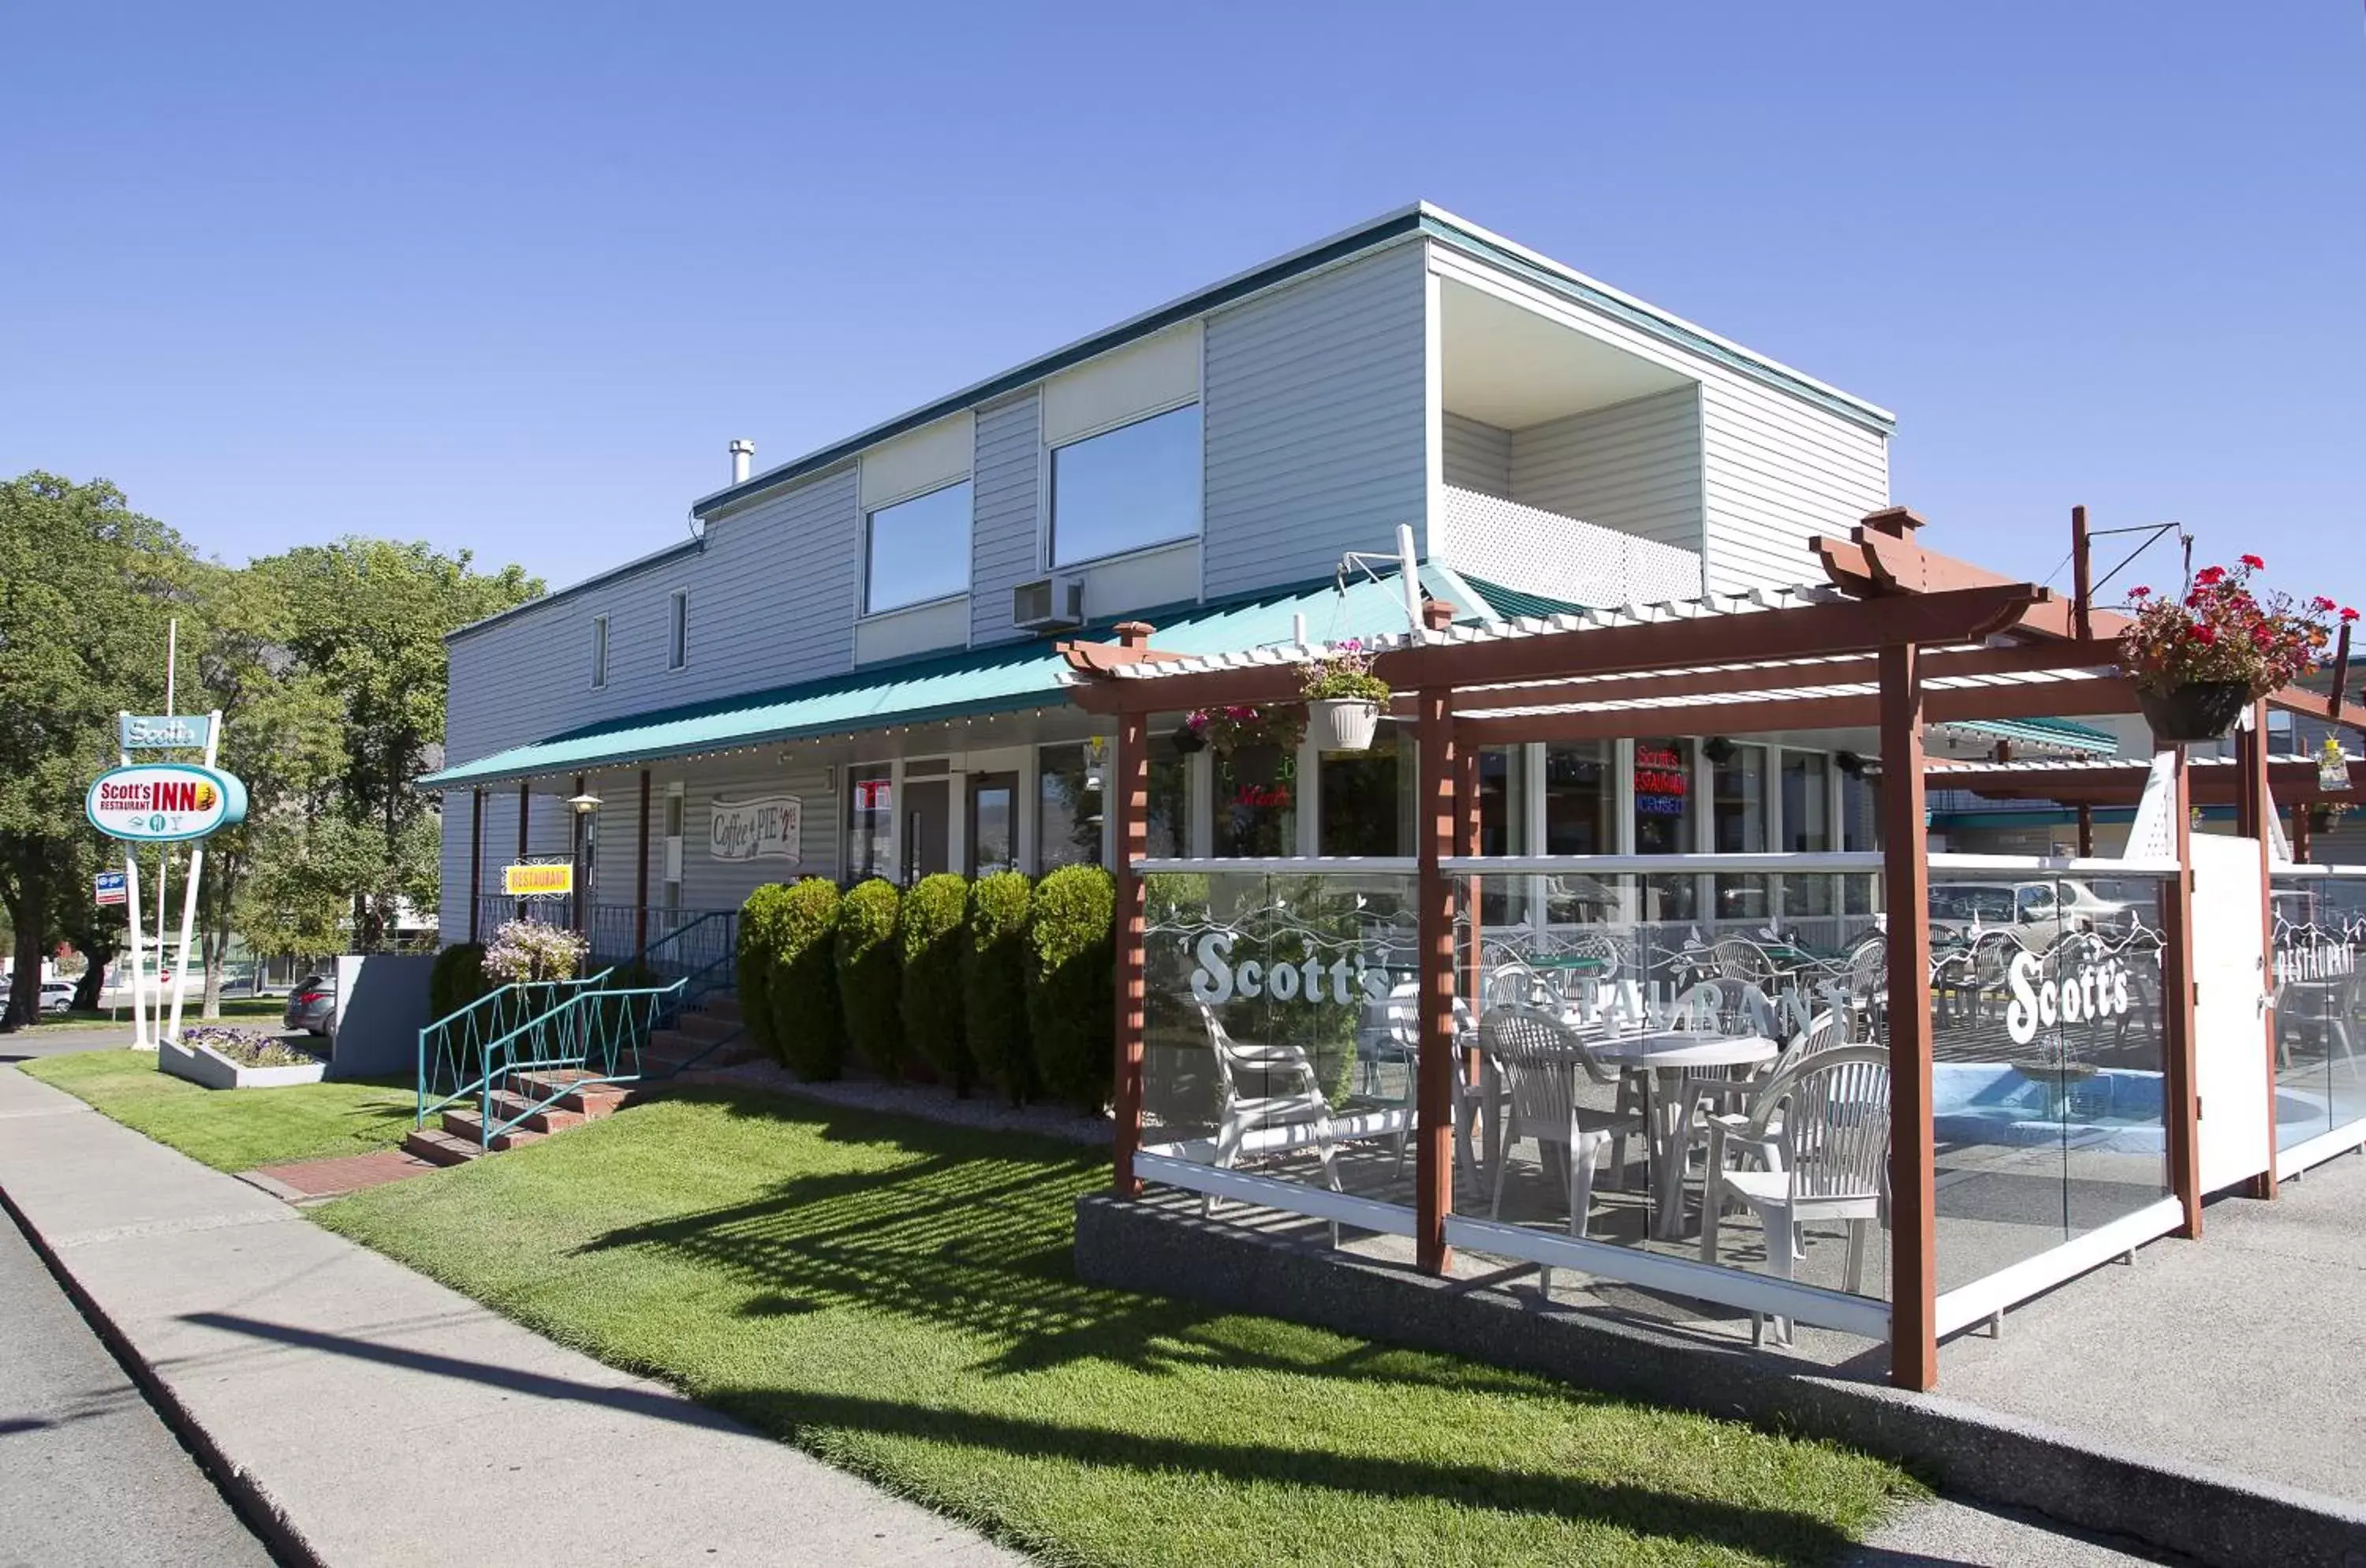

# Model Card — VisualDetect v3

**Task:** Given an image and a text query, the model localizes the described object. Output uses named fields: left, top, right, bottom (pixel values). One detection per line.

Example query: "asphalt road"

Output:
left=0, top=1192, right=278, bottom=1568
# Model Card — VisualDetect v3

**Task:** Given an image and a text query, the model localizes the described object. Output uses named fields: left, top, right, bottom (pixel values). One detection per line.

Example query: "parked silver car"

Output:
left=1928, top=879, right=2136, bottom=954
left=283, top=974, right=336, bottom=1036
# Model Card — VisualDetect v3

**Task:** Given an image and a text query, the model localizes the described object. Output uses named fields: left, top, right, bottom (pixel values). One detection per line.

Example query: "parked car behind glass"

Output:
left=284, top=974, right=336, bottom=1036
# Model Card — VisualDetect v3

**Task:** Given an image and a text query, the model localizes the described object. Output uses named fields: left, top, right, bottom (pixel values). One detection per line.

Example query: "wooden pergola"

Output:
left=1060, top=506, right=2366, bottom=1391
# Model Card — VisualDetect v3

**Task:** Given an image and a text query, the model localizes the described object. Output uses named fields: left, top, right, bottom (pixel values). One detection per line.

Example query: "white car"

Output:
left=39, top=980, right=76, bottom=1014
left=1928, top=879, right=2136, bottom=952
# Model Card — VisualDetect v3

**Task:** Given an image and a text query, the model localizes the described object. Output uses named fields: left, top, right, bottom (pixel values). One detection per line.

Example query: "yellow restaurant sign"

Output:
left=502, top=862, right=574, bottom=898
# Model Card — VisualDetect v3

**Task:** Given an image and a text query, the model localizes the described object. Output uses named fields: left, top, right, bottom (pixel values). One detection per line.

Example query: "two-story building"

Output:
left=423, top=203, right=2105, bottom=948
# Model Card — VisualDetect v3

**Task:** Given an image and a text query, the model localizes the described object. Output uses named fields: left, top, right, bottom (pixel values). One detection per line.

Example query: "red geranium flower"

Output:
left=2240, top=554, right=2265, bottom=570
left=2128, top=585, right=2151, bottom=599
left=2312, top=595, right=2336, bottom=613
left=2196, top=565, right=2228, bottom=587
left=2192, top=625, right=2219, bottom=644
left=2345, top=608, right=2361, bottom=624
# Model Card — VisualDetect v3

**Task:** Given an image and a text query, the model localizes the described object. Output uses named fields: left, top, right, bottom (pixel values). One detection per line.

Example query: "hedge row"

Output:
left=734, top=866, right=1114, bottom=1110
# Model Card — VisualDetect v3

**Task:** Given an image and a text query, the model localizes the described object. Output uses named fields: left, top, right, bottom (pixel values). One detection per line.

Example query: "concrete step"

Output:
left=403, top=1126, right=483, bottom=1166
left=700, top=994, right=742, bottom=1024
left=672, top=1010, right=741, bottom=1042
left=440, top=1107, right=549, bottom=1152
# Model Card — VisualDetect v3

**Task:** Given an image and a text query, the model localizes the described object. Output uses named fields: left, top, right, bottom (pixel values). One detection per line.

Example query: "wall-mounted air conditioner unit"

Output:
left=1011, top=574, right=1085, bottom=633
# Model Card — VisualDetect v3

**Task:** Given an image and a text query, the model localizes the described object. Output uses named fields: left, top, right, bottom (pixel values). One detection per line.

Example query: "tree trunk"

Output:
left=71, top=954, right=109, bottom=1013
left=6, top=924, right=43, bottom=1030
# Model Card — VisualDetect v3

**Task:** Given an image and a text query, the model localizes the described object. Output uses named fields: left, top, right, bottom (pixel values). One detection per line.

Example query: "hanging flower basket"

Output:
left=2122, top=558, right=2354, bottom=745
left=1185, top=704, right=1304, bottom=757
left=2134, top=681, right=2251, bottom=745
left=1170, top=721, right=1206, bottom=756
left=1306, top=698, right=1380, bottom=752
left=1299, top=638, right=1390, bottom=754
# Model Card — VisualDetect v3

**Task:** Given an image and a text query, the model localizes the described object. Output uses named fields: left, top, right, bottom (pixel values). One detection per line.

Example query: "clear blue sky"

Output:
left=6, top=2, right=2360, bottom=599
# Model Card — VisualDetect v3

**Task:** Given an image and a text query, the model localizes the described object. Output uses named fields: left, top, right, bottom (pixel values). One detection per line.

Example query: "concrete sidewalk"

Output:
left=0, top=1066, right=1017, bottom=1568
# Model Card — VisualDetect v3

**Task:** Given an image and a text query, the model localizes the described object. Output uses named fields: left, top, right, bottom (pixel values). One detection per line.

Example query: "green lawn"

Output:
left=35, top=995, right=293, bottom=1030
left=18, top=1051, right=414, bottom=1171
left=318, top=1091, right=1916, bottom=1566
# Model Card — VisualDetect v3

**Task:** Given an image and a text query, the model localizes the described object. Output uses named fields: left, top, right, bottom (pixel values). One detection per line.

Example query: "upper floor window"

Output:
left=668, top=590, right=689, bottom=670
left=864, top=481, right=971, bottom=614
left=1049, top=403, right=1200, bottom=568
left=590, top=615, right=609, bottom=689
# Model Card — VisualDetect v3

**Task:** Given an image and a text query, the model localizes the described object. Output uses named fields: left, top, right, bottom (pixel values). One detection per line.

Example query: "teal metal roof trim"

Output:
left=446, top=536, right=704, bottom=644
left=1459, top=573, right=1596, bottom=621
left=1946, top=715, right=2118, bottom=756
left=420, top=569, right=1457, bottom=789
left=689, top=203, right=1893, bottom=522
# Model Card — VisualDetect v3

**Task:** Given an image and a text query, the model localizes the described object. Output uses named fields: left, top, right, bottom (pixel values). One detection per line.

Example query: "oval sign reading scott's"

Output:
left=85, top=763, right=248, bottom=842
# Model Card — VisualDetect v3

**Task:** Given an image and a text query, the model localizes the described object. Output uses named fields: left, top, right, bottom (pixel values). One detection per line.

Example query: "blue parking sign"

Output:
left=95, top=870, right=127, bottom=908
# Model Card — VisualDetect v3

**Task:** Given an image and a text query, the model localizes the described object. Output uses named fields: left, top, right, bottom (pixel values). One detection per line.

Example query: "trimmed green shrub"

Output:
left=769, top=877, right=845, bottom=1079
left=836, top=878, right=905, bottom=1078
left=429, top=942, right=490, bottom=1020
left=964, top=872, right=1034, bottom=1103
left=901, top=873, right=972, bottom=1092
left=1026, top=864, right=1115, bottom=1114
left=737, top=883, right=799, bottom=1060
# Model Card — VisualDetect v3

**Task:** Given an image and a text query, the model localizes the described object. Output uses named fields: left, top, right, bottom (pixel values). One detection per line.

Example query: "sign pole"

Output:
left=162, top=710, right=223, bottom=1046
left=118, top=713, right=150, bottom=1049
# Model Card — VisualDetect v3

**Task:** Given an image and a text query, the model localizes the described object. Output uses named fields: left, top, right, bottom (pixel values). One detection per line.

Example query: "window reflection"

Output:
left=1051, top=405, right=1200, bottom=566
left=864, top=482, right=971, bottom=613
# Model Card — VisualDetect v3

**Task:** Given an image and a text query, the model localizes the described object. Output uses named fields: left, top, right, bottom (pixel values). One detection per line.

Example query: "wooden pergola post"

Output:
left=2075, top=801, right=2095, bottom=858
left=2159, top=740, right=2202, bottom=1238
left=467, top=786, right=484, bottom=942
left=634, top=768, right=652, bottom=954
left=1879, top=642, right=1938, bottom=1390
left=1111, top=708, right=1149, bottom=1197
left=2236, top=704, right=2279, bottom=1201
left=1416, top=683, right=1457, bottom=1275
left=514, top=777, right=530, bottom=920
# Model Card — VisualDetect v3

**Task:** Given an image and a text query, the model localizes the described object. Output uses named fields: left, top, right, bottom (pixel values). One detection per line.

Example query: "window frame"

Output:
left=1045, top=401, right=1203, bottom=571
left=862, top=479, right=973, bottom=617
left=667, top=589, right=689, bottom=671
left=589, top=614, right=609, bottom=689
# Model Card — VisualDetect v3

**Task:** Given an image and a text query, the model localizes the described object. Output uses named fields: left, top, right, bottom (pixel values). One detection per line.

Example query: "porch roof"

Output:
left=418, top=568, right=1475, bottom=790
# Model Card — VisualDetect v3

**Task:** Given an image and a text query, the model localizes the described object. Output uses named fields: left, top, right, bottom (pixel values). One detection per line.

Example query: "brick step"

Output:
left=511, top=1070, right=632, bottom=1117
left=440, top=1107, right=550, bottom=1152
left=403, top=1126, right=484, bottom=1166
left=642, top=1031, right=759, bottom=1073
left=671, top=1009, right=741, bottom=1042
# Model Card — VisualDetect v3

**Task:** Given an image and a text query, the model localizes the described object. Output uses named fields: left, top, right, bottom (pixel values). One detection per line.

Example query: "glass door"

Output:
left=968, top=772, right=1018, bottom=876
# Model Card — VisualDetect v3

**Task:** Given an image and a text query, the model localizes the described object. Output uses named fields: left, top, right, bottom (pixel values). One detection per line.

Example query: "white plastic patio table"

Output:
left=1590, top=1031, right=1778, bottom=1240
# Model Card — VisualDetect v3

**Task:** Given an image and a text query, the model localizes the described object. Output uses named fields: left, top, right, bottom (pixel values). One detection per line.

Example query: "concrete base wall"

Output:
left=327, top=955, right=435, bottom=1081
left=1074, top=1193, right=2366, bottom=1568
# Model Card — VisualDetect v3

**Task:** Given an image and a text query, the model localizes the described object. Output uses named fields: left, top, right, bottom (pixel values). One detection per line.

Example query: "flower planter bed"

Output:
left=159, top=1026, right=327, bottom=1091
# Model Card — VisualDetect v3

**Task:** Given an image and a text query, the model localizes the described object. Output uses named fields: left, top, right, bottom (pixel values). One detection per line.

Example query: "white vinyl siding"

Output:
left=1698, top=375, right=1890, bottom=592
left=1040, top=323, right=1200, bottom=447
left=1200, top=243, right=1430, bottom=599
left=1442, top=412, right=1513, bottom=497
left=1508, top=386, right=1704, bottom=558
left=443, top=466, right=859, bottom=770
left=971, top=390, right=1043, bottom=646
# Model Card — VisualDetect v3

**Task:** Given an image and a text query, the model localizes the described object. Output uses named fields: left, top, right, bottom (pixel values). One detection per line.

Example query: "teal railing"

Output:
left=415, top=909, right=745, bottom=1148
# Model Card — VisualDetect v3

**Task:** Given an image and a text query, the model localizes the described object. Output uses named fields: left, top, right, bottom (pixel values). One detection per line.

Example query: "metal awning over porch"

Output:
left=419, top=569, right=1480, bottom=790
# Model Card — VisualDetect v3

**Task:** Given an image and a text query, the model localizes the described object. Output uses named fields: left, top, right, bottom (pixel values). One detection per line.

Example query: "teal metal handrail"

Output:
left=416, top=969, right=615, bottom=1129
left=473, top=980, right=685, bottom=1146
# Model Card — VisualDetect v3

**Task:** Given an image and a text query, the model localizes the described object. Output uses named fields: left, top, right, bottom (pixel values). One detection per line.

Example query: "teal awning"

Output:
left=420, top=569, right=1470, bottom=789
left=1940, top=715, right=2118, bottom=758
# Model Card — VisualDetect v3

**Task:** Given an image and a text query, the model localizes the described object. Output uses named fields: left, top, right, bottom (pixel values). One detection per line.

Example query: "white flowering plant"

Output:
left=481, top=919, right=590, bottom=985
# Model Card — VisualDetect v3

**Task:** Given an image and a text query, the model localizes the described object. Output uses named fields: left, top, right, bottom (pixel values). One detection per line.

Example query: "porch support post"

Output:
left=572, top=772, right=588, bottom=937
left=2236, top=704, right=2278, bottom=1201
left=1879, top=642, right=1938, bottom=1391
left=1454, top=744, right=1483, bottom=1006
left=2292, top=805, right=2313, bottom=864
left=515, top=778, right=530, bottom=920
left=2075, top=801, right=2095, bottom=859
left=2159, top=740, right=2202, bottom=1238
left=635, top=768, right=652, bottom=954
left=1111, top=709, right=1148, bottom=1197
left=1416, top=684, right=1457, bottom=1275
left=468, top=786, right=484, bottom=943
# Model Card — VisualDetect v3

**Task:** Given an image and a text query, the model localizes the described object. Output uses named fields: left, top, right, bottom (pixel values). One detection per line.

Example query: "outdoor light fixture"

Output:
left=565, top=792, right=603, bottom=815
left=1702, top=737, right=1738, bottom=765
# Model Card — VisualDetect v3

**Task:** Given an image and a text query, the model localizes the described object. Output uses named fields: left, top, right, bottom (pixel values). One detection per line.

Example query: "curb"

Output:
left=0, top=1179, right=327, bottom=1568
left=1076, top=1192, right=2366, bottom=1568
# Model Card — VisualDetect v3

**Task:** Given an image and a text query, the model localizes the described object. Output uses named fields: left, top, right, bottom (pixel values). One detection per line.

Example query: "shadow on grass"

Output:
left=177, top=1309, right=1859, bottom=1565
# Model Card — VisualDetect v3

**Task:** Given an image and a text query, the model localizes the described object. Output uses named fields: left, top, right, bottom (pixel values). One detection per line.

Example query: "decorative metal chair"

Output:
left=1195, top=1003, right=1341, bottom=1241
left=1700, top=1043, right=1892, bottom=1345
left=1707, top=936, right=1778, bottom=985
left=1479, top=1003, right=1644, bottom=1296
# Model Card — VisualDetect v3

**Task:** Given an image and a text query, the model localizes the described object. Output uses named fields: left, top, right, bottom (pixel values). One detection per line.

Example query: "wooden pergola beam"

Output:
left=1064, top=583, right=2054, bottom=717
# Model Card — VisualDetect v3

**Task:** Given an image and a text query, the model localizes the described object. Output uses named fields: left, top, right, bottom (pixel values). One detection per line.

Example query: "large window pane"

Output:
left=1050, top=405, right=1200, bottom=566
left=1038, top=744, right=1105, bottom=871
left=847, top=767, right=894, bottom=880
left=1633, top=739, right=1697, bottom=921
left=1319, top=729, right=1413, bottom=857
left=865, top=482, right=971, bottom=613
left=1711, top=743, right=1769, bottom=924
left=1782, top=751, right=1834, bottom=920
left=1214, top=742, right=1295, bottom=857
left=1146, top=753, right=1187, bottom=860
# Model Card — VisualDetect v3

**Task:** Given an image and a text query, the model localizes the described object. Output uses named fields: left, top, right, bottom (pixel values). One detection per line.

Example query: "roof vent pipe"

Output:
left=729, top=439, right=756, bottom=485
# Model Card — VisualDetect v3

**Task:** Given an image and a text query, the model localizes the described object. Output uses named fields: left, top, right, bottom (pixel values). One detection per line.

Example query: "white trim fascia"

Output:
left=1931, top=1197, right=2182, bottom=1338
left=2275, top=1122, right=2366, bottom=1182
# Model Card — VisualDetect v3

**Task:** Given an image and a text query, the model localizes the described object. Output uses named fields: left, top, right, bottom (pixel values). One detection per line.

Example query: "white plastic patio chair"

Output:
left=1699, top=1043, right=1891, bottom=1346
left=1196, top=1002, right=1342, bottom=1241
left=1478, top=1002, right=1644, bottom=1296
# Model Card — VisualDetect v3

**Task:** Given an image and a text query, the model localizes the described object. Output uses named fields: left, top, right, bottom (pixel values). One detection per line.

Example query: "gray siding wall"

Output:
left=438, top=786, right=575, bottom=943
left=585, top=756, right=841, bottom=916
left=444, top=467, right=861, bottom=767
left=1201, top=243, right=1431, bottom=599
left=1698, top=378, right=1888, bottom=593
left=436, top=792, right=472, bottom=940
left=1509, top=386, right=1704, bottom=558
left=1442, top=412, right=1512, bottom=497
left=970, top=390, right=1042, bottom=646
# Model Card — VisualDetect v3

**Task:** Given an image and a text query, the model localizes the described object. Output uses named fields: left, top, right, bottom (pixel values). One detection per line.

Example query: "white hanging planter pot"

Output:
left=1306, top=698, right=1381, bottom=752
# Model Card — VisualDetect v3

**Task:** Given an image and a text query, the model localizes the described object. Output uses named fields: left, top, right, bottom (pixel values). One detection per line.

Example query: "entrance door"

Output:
left=900, top=779, right=950, bottom=883
left=968, top=772, right=1018, bottom=876
left=2192, top=834, right=2271, bottom=1194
